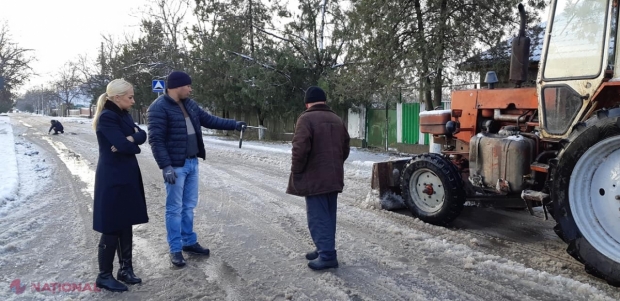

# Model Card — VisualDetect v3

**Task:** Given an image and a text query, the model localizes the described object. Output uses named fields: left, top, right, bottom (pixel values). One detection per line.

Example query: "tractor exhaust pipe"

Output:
left=518, top=4, right=526, bottom=38
left=509, top=4, right=530, bottom=88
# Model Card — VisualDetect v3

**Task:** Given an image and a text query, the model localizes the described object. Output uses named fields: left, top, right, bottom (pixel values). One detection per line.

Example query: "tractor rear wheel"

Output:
left=400, top=153, right=465, bottom=226
left=550, top=109, right=620, bottom=286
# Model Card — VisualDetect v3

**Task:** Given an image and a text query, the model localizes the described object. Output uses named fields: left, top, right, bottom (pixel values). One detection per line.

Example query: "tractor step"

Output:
left=521, top=189, right=551, bottom=219
left=521, top=189, right=550, bottom=202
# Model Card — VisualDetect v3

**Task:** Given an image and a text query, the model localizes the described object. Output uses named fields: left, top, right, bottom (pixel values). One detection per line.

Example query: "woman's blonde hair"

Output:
left=92, top=79, right=133, bottom=130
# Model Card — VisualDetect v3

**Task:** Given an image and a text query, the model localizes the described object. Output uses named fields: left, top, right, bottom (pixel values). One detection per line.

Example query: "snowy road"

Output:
left=1, top=114, right=619, bottom=300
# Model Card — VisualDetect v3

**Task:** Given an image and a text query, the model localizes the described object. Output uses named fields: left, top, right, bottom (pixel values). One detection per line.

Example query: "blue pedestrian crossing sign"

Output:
left=152, top=80, right=165, bottom=93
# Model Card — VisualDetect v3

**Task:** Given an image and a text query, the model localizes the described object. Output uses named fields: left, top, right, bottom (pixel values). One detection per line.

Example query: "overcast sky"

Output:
left=0, top=0, right=147, bottom=92
left=2, top=1, right=551, bottom=94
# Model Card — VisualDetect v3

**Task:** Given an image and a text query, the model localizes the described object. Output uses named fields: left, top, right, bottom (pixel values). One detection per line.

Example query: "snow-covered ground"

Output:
left=1, top=113, right=619, bottom=301
left=0, top=116, right=18, bottom=205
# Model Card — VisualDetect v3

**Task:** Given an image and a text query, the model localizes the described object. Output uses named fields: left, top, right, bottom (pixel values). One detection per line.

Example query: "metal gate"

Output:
left=367, top=109, right=397, bottom=148
left=402, top=103, right=420, bottom=144
left=401, top=103, right=429, bottom=145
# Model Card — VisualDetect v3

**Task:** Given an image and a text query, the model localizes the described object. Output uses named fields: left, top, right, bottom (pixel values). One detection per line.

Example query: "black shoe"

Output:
left=308, top=258, right=339, bottom=270
left=170, top=252, right=186, bottom=267
left=117, top=268, right=141, bottom=285
left=182, top=243, right=210, bottom=256
left=305, top=250, right=319, bottom=260
left=96, top=272, right=128, bottom=292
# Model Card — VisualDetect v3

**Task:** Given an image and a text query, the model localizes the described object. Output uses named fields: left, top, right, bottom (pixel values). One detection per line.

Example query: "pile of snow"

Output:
left=360, top=190, right=382, bottom=209
left=361, top=190, right=406, bottom=210
left=0, top=130, right=52, bottom=219
left=0, top=116, right=18, bottom=204
left=349, top=160, right=375, bottom=168
left=380, top=191, right=406, bottom=210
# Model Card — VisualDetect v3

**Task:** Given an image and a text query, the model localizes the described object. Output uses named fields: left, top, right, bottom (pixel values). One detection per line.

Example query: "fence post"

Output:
left=258, top=125, right=265, bottom=140
left=385, top=99, right=389, bottom=151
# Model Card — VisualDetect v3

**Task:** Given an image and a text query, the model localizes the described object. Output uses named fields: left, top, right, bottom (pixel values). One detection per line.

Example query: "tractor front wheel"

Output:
left=400, top=153, right=465, bottom=226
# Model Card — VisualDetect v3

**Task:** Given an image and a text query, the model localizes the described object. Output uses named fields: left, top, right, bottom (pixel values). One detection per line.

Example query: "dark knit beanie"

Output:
left=166, top=71, right=192, bottom=89
left=304, top=86, right=326, bottom=104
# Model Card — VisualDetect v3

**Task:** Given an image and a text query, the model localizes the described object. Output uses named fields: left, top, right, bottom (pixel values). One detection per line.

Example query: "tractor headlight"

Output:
left=446, top=120, right=460, bottom=135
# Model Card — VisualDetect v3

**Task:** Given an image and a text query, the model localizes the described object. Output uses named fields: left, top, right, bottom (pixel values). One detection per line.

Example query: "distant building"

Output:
left=460, top=24, right=546, bottom=88
left=71, top=93, right=92, bottom=107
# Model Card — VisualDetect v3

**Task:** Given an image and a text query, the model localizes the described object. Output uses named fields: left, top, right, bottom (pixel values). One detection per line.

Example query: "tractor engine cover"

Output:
left=468, top=133, right=535, bottom=194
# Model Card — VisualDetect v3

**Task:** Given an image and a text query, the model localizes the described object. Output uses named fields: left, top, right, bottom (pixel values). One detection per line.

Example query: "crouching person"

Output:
left=286, top=86, right=350, bottom=270
left=48, top=120, right=64, bottom=134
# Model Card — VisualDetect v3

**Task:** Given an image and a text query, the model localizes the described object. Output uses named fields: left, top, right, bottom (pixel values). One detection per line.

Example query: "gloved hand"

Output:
left=162, top=166, right=177, bottom=184
left=235, top=121, right=247, bottom=132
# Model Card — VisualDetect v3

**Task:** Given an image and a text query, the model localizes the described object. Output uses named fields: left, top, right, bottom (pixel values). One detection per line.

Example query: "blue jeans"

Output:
left=165, top=158, right=199, bottom=253
left=306, top=192, right=338, bottom=261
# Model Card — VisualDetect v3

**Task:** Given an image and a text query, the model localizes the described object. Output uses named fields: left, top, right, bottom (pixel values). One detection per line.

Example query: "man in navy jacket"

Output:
left=148, top=71, right=246, bottom=267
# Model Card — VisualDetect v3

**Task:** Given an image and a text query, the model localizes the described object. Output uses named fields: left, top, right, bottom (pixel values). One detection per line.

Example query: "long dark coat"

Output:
left=286, top=104, right=350, bottom=196
left=93, top=101, right=149, bottom=234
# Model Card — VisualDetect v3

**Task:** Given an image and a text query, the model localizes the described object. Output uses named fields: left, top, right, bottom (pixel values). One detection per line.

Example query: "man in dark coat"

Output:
left=148, top=71, right=247, bottom=267
left=286, top=86, right=350, bottom=270
left=48, top=120, right=64, bottom=134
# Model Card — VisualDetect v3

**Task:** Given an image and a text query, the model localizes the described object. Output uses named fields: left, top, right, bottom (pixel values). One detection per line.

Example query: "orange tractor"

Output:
left=371, top=1, right=620, bottom=285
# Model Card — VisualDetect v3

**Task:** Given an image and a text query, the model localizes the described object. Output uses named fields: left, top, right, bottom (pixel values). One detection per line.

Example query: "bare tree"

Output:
left=153, top=0, right=189, bottom=51
left=143, top=0, right=190, bottom=70
left=0, top=22, right=35, bottom=112
left=76, top=54, right=106, bottom=100
left=54, top=62, right=84, bottom=116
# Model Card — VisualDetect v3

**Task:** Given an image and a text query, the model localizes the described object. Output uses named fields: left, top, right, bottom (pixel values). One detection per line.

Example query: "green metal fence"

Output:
left=402, top=103, right=420, bottom=144
left=367, top=108, right=397, bottom=148
left=401, top=103, right=429, bottom=145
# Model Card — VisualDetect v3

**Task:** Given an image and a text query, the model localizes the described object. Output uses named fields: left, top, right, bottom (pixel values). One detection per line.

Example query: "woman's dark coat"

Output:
left=286, top=104, right=350, bottom=196
left=93, top=101, right=149, bottom=233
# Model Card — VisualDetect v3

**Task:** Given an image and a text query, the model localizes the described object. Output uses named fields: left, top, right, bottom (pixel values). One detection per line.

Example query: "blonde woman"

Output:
left=92, top=79, right=148, bottom=292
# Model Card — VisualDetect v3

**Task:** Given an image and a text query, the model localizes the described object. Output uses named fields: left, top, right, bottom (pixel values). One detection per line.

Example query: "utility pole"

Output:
left=319, top=0, right=327, bottom=52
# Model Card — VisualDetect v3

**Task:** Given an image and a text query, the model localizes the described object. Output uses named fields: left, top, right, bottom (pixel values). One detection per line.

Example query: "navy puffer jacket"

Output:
left=147, top=95, right=237, bottom=169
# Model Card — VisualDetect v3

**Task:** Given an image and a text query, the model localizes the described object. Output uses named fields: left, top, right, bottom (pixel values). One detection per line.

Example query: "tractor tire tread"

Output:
left=400, top=153, right=465, bottom=226
left=549, top=108, right=620, bottom=286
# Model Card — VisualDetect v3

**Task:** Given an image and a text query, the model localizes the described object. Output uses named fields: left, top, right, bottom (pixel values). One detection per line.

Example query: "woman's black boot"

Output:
left=116, top=228, right=142, bottom=284
left=95, top=234, right=128, bottom=292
